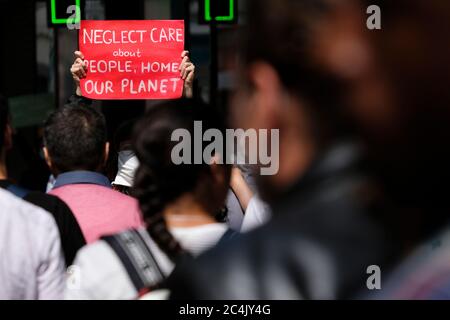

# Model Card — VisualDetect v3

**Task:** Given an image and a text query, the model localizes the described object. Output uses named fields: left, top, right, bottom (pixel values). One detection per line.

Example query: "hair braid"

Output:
left=133, top=163, right=185, bottom=263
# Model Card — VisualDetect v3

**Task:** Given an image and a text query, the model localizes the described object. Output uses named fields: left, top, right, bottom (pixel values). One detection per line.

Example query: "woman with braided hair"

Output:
left=65, top=99, right=231, bottom=300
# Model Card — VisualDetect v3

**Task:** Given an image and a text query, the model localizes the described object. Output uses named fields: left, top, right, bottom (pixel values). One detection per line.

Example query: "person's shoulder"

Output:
left=0, top=189, right=60, bottom=255
left=0, top=188, right=55, bottom=226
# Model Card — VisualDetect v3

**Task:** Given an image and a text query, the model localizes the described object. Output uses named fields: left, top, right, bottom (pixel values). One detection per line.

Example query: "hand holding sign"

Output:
left=77, top=20, right=190, bottom=100
left=71, top=51, right=87, bottom=96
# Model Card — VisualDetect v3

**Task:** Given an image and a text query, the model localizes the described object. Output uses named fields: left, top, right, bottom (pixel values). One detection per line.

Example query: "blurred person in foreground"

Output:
left=169, top=0, right=450, bottom=299
left=66, top=99, right=231, bottom=299
left=44, top=105, right=143, bottom=244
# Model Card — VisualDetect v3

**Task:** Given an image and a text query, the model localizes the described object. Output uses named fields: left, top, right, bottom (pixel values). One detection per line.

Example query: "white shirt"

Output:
left=0, top=188, right=65, bottom=299
left=241, top=195, right=271, bottom=233
left=65, top=223, right=228, bottom=300
left=112, top=151, right=139, bottom=187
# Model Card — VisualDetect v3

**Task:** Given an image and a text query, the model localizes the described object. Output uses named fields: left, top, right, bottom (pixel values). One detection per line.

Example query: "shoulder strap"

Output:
left=6, top=184, right=29, bottom=199
left=102, top=229, right=166, bottom=293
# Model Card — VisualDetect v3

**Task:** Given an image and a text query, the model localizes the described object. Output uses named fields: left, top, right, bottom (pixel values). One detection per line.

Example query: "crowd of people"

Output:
left=1, top=0, right=450, bottom=300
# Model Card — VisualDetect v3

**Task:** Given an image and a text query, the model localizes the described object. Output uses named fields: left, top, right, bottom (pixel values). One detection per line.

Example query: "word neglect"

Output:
left=79, top=20, right=185, bottom=100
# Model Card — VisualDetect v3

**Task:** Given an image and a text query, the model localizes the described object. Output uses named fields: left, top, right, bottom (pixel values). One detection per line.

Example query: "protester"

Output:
left=44, top=104, right=143, bottom=244
left=65, top=99, right=231, bottom=299
left=70, top=49, right=195, bottom=194
left=0, top=95, right=85, bottom=265
left=0, top=187, right=65, bottom=299
left=169, top=0, right=450, bottom=300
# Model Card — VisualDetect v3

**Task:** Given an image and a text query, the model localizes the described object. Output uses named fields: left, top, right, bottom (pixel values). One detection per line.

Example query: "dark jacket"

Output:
left=169, top=143, right=399, bottom=299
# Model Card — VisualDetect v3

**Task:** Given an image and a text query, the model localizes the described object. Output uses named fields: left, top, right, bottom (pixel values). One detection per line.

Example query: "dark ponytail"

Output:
left=133, top=164, right=184, bottom=262
left=132, top=99, right=230, bottom=263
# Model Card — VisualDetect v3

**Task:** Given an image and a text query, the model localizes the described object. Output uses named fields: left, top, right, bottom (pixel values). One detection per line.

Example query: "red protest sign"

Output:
left=79, top=20, right=185, bottom=100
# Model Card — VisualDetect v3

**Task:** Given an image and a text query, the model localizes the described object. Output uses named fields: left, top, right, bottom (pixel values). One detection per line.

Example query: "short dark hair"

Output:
left=0, top=94, right=9, bottom=151
left=44, top=105, right=107, bottom=173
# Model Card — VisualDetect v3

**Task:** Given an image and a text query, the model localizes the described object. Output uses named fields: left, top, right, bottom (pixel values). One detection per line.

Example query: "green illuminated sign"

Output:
left=50, top=0, right=81, bottom=25
left=204, top=0, right=235, bottom=22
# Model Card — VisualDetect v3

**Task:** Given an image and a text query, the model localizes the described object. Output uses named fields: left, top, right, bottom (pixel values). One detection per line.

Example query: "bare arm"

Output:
left=230, top=167, right=254, bottom=212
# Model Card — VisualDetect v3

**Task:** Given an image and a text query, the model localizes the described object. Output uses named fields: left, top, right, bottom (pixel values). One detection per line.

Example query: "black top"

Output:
left=0, top=180, right=86, bottom=266
left=168, top=142, right=400, bottom=299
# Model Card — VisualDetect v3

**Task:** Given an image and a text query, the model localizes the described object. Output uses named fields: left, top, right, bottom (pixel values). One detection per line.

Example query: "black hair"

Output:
left=132, top=98, right=231, bottom=263
left=0, top=94, right=9, bottom=151
left=43, top=105, right=107, bottom=173
left=113, top=118, right=137, bottom=152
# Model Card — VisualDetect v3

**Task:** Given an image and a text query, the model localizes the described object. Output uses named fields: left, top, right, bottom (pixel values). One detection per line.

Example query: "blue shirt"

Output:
left=52, top=171, right=111, bottom=189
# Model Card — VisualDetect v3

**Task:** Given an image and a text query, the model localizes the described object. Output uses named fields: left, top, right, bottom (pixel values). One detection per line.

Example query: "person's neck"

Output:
left=163, top=194, right=216, bottom=228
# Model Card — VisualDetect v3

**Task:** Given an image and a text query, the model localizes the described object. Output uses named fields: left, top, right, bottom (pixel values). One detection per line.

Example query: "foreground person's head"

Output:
left=231, top=0, right=355, bottom=201
left=43, top=105, right=109, bottom=176
left=132, top=99, right=231, bottom=262
left=235, top=0, right=450, bottom=243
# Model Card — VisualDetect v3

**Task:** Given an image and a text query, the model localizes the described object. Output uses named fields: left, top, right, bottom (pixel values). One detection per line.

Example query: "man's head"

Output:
left=43, top=105, right=109, bottom=175
left=0, top=95, right=12, bottom=156
left=235, top=0, right=450, bottom=239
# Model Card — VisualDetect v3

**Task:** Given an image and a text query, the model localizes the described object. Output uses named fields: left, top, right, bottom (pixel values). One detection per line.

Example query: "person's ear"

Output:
left=43, top=147, right=52, bottom=169
left=104, top=142, right=110, bottom=164
left=247, top=62, right=284, bottom=130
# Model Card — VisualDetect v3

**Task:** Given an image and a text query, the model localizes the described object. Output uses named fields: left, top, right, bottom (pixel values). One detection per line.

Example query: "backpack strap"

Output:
left=102, top=229, right=166, bottom=293
left=6, top=184, right=29, bottom=199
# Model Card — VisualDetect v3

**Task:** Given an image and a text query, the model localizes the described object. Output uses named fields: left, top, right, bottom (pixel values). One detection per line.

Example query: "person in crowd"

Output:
left=168, top=0, right=403, bottom=299
left=0, top=95, right=85, bottom=266
left=65, top=99, right=231, bottom=299
left=0, top=187, right=65, bottom=299
left=44, top=104, right=143, bottom=244
left=169, top=0, right=450, bottom=299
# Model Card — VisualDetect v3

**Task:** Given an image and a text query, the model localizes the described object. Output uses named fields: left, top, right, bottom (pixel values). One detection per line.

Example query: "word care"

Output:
left=79, top=20, right=185, bottom=100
